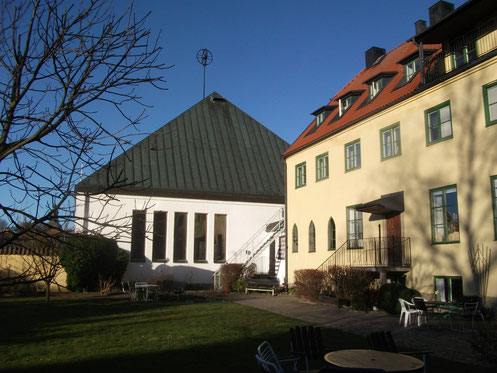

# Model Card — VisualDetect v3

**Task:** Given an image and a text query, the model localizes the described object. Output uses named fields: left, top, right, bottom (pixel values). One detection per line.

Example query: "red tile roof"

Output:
left=283, top=41, right=441, bottom=157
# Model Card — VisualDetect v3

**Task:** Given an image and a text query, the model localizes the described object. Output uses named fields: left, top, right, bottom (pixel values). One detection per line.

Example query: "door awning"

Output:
left=355, top=191, right=404, bottom=215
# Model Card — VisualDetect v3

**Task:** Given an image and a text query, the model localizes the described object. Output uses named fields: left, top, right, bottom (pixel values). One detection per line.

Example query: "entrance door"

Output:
left=269, top=240, right=276, bottom=275
left=386, top=214, right=402, bottom=266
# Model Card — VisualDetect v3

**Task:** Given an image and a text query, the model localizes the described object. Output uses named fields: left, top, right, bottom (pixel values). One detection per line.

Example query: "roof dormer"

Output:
left=311, top=105, right=336, bottom=127
left=363, top=72, right=397, bottom=100
left=337, top=90, right=363, bottom=117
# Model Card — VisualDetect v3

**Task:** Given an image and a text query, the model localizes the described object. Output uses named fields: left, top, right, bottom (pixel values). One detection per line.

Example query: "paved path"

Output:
left=226, top=293, right=492, bottom=369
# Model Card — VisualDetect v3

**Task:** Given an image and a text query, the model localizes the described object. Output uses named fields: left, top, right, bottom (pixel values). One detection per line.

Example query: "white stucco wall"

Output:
left=75, top=193, right=284, bottom=285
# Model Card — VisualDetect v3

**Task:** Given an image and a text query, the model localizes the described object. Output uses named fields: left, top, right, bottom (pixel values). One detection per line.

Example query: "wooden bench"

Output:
left=245, top=287, right=275, bottom=296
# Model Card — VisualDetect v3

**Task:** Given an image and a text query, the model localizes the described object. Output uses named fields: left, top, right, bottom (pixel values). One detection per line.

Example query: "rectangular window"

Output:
left=483, top=81, right=497, bottom=126
left=434, top=276, right=463, bottom=302
left=405, top=58, right=419, bottom=82
left=492, top=176, right=497, bottom=240
left=380, top=123, right=401, bottom=160
left=214, top=214, right=227, bottom=263
left=316, top=112, right=324, bottom=126
left=430, top=185, right=460, bottom=244
left=425, top=101, right=453, bottom=145
left=295, top=162, right=306, bottom=188
left=347, top=206, right=363, bottom=249
left=130, top=210, right=146, bottom=262
left=152, top=211, right=167, bottom=262
left=339, top=96, right=352, bottom=116
left=345, top=139, right=361, bottom=171
left=173, top=212, right=187, bottom=262
left=316, top=153, right=329, bottom=181
left=194, top=213, right=207, bottom=262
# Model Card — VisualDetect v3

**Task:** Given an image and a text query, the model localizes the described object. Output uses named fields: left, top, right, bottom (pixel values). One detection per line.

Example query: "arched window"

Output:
left=328, top=217, right=336, bottom=250
left=292, top=224, right=298, bottom=253
left=309, top=221, right=316, bottom=252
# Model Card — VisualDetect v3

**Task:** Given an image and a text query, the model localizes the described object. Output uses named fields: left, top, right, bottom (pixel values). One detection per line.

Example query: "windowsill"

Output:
left=194, top=260, right=208, bottom=264
left=345, top=166, right=361, bottom=173
left=346, top=247, right=364, bottom=250
left=426, top=135, right=453, bottom=147
left=152, top=259, right=168, bottom=263
left=173, top=259, right=188, bottom=263
left=381, top=153, right=402, bottom=162
left=296, top=184, right=306, bottom=189
left=214, top=260, right=226, bottom=264
left=316, top=176, right=329, bottom=182
left=431, top=240, right=460, bottom=245
left=486, top=120, right=497, bottom=127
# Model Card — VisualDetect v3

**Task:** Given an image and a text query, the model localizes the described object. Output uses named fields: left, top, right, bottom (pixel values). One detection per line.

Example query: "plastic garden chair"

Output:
left=398, top=298, right=418, bottom=327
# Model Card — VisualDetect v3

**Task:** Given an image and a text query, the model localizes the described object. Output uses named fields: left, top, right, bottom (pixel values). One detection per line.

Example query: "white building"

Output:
left=75, top=93, right=289, bottom=286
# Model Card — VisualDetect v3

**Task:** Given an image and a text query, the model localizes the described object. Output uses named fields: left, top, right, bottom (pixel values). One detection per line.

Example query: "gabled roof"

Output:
left=283, top=41, right=441, bottom=157
left=76, top=92, right=289, bottom=203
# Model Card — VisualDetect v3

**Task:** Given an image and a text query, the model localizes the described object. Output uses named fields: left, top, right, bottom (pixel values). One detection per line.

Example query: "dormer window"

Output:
left=363, top=72, right=396, bottom=102
left=405, top=58, right=420, bottom=82
left=336, top=91, right=363, bottom=118
left=369, top=79, right=383, bottom=99
left=311, top=106, right=335, bottom=128
left=339, top=96, right=352, bottom=116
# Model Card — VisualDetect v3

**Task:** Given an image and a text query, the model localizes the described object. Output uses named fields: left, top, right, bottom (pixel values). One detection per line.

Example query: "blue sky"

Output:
left=109, top=0, right=467, bottom=146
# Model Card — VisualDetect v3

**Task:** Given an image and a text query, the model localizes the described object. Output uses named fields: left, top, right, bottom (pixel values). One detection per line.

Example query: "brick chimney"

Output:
left=365, top=46, right=386, bottom=69
left=429, top=1, right=454, bottom=27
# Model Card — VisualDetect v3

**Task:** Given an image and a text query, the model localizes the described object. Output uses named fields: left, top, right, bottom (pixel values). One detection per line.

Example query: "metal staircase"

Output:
left=213, top=207, right=285, bottom=290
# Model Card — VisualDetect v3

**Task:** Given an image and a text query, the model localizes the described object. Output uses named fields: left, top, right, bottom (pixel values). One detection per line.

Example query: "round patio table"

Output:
left=324, top=349, right=424, bottom=372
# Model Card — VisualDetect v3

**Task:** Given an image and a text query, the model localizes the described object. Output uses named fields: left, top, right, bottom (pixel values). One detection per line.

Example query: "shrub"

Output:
left=294, top=269, right=325, bottom=302
left=377, top=282, right=420, bottom=314
left=59, top=234, right=128, bottom=292
left=232, top=279, right=246, bottom=293
left=325, top=266, right=377, bottom=301
left=220, top=263, right=243, bottom=292
left=351, top=294, right=370, bottom=311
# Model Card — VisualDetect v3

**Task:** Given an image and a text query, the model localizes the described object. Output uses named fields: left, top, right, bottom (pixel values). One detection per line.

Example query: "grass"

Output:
left=0, top=294, right=494, bottom=373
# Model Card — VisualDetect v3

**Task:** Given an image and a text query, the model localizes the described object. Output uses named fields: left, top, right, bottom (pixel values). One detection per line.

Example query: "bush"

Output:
left=377, top=282, right=420, bottom=314
left=232, top=279, right=246, bottom=293
left=294, top=269, right=325, bottom=302
left=59, top=234, right=128, bottom=292
left=325, top=266, right=377, bottom=301
left=351, top=294, right=370, bottom=311
left=220, top=263, right=243, bottom=292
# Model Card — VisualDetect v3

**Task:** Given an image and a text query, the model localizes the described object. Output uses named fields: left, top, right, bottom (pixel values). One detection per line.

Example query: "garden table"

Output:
left=324, top=349, right=424, bottom=372
left=134, top=283, right=159, bottom=302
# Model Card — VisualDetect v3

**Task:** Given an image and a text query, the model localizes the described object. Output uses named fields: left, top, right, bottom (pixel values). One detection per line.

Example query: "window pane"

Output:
left=383, top=130, right=392, bottom=157
left=214, top=214, right=226, bottom=262
left=131, top=210, right=146, bottom=261
left=451, top=278, right=463, bottom=302
left=194, top=213, right=207, bottom=262
left=393, top=126, right=401, bottom=155
left=440, top=105, right=451, bottom=123
left=328, top=218, right=336, bottom=250
left=435, top=278, right=447, bottom=302
left=488, top=85, right=497, bottom=104
left=431, top=190, right=443, bottom=207
left=292, top=225, right=298, bottom=252
left=153, top=211, right=167, bottom=261
left=489, top=103, right=497, bottom=122
left=441, top=120, right=452, bottom=138
left=174, top=212, right=187, bottom=261
left=355, top=143, right=361, bottom=167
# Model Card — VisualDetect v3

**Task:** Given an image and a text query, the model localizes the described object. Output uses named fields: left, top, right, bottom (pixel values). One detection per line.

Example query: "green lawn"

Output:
left=0, top=294, right=493, bottom=373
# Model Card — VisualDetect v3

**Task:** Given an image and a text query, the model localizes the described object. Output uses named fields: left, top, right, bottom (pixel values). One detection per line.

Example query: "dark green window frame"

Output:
left=483, top=80, right=497, bottom=127
left=292, top=224, right=298, bottom=253
left=295, top=162, right=306, bottom=188
left=346, top=205, right=363, bottom=249
left=316, top=152, right=329, bottom=181
left=344, top=139, right=361, bottom=172
left=309, top=221, right=316, bottom=253
left=429, top=185, right=460, bottom=244
left=380, top=122, right=401, bottom=160
left=425, top=101, right=453, bottom=145
left=434, top=276, right=463, bottom=302
left=491, top=175, right=497, bottom=240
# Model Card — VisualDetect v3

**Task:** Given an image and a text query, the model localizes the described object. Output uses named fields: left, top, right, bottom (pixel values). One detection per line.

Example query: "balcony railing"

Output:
left=423, top=19, right=497, bottom=85
left=317, top=237, right=411, bottom=273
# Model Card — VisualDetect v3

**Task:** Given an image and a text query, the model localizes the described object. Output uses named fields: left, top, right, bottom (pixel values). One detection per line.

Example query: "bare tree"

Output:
left=0, top=0, right=167, bottom=243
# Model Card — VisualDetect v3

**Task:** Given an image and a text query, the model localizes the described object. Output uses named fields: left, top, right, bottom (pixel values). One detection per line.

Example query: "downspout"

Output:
left=283, top=160, right=289, bottom=291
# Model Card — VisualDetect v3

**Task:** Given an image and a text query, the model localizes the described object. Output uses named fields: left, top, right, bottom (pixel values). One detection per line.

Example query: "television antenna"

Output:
left=196, top=48, right=213, bottom=99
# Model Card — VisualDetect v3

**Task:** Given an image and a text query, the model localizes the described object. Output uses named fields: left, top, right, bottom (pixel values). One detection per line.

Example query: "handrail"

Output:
left=317, top=237, right=411, bottom=272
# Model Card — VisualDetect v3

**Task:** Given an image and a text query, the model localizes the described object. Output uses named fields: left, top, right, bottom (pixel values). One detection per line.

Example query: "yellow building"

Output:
left=284, top=0, right=497, bottom=307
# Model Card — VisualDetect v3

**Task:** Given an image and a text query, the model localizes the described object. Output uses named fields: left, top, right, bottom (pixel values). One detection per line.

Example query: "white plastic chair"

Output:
left=256, top=341, right=300, bottom=373
left=398, top=298, right=418, bottom=327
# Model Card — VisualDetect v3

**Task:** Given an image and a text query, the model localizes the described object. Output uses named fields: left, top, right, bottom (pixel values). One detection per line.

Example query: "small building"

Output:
left=284, top=0, right=497, bottom=307
left=75, top=92, right=289, bottom=286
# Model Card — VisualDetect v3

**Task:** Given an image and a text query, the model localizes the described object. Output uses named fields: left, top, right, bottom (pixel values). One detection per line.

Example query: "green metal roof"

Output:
left=76, top=92, right=289, bottom=203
